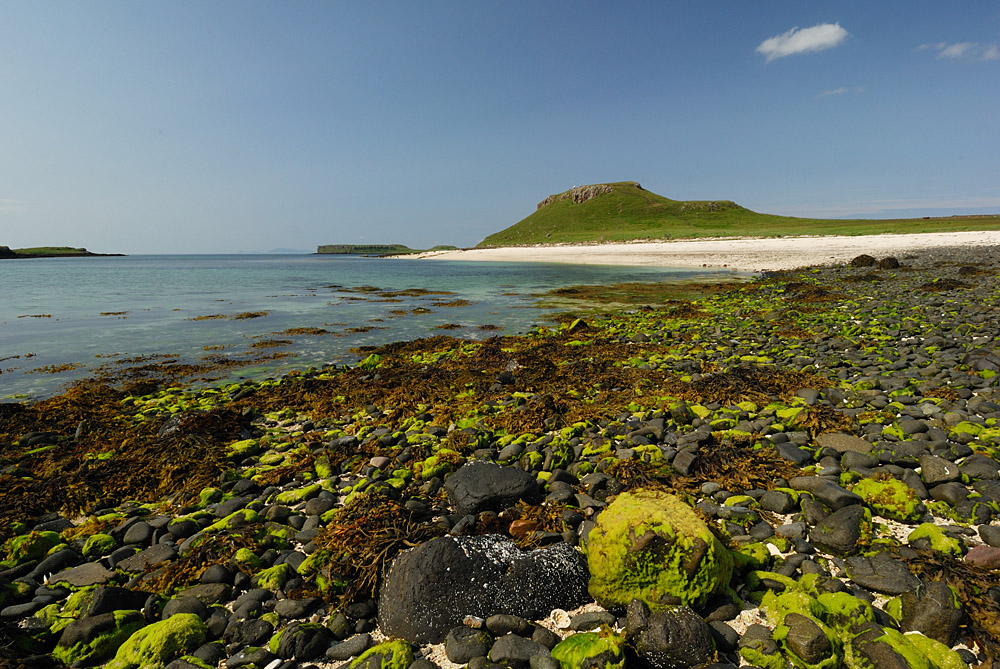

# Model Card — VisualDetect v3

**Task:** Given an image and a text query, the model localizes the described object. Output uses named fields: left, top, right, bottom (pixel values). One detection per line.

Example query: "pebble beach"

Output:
left=3, top=240, right=1000, bottom=669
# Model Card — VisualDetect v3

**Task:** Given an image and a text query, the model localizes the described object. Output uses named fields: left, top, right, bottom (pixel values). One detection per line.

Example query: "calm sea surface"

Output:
left=0, top=254, right=726, bottom=401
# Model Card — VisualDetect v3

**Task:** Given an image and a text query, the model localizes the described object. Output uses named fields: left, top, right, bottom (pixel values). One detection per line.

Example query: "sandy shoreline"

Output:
left=405, top=230, right=1000, bottom=272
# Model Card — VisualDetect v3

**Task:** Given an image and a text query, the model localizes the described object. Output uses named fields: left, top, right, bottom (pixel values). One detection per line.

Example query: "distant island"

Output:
left=316, top=244, right=457, bottom=255
left=478, top=180, right=1000, bottom=247
left=0, top=246, right=124, bottom=259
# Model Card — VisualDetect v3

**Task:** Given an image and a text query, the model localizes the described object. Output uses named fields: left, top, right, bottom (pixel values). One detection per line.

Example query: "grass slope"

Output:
left=478, top=181, right=1000, bottom=247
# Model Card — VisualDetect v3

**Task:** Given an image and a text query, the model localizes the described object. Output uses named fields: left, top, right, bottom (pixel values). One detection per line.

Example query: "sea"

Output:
left=0, top=254, right=727, bottom=402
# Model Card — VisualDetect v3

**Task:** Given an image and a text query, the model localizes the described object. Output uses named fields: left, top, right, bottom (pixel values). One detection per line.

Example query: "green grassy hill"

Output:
left=478, top=181, right=1000, bottom=247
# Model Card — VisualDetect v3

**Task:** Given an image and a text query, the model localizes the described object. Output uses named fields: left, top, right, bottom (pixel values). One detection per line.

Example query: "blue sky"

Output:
left=2, top=2, right=998, bottom=253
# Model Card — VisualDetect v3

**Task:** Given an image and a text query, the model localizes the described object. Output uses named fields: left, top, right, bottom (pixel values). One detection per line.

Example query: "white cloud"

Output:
left=919, top=41, right=1000, bottom=62
left=816, top=85, right=865, bottom=99
left=756, top=23, right=849, bottom=62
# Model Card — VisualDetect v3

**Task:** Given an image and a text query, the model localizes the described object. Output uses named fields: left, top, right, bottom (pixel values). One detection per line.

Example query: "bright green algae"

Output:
left=585, top=489, right=733, bottom=610
left=550, top=631, right=626, bottom=669
left=105, top=613, right=208, bottom=669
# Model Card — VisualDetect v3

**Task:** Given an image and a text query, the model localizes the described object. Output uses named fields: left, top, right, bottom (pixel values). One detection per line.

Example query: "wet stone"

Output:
left=844, top=554, right=920, bottom=595
left=809, top=505, right=868, bottom=556
left=815, top=432, right=873, bottom=454
left=446, top=626, right=494, bottom=664
left=919, top=454, right=961, bottom=485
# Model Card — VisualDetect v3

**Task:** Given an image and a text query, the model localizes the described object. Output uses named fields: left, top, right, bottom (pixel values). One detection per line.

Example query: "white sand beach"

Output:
left=408, top=231, right=1000, bottom=273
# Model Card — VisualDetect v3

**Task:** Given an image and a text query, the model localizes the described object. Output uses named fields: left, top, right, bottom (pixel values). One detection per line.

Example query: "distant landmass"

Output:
left=478, top=181, right=1000, bottom=247
left=0, top=246, right=124, bottom=259
left=316, top=244, right=457, bottom=255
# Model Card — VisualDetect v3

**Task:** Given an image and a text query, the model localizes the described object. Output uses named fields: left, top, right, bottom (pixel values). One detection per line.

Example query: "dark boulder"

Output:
left=444, top=461, right=539, bottom=516
left=377, top=535, right=589, bottom=644
left=850, top=254, right=877, bottom=268
left=808, top=505, right=869, bottom=556
left=898, top=581, right=964, bottom=646
left=625, top=599, right=715, bottom=669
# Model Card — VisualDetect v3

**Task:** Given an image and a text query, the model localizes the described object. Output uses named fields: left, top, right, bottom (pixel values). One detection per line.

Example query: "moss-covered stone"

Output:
left=907, top=523, right=965, bottom=556
left=3, top=530, right=62, bottom=565
left=82, top=532, right=117, bottom=558
left=550, top=631, right=626, bottom=669
left=105, top=613, right=208, bottom=669
left=53, top=610, right=146, bottom=666
left=903, top=631, right=968, bottom=669
left=254, top=562, right=293, bottom=590
left=348, top=639, right=414, bottom=669
left=585, top=489, right=734, bottom=610
left=851, top=478, right=925, bottom=522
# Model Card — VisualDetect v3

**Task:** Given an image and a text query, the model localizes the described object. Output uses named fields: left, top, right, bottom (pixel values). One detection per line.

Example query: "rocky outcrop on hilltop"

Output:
left=537, top=182, right=642, bottom=209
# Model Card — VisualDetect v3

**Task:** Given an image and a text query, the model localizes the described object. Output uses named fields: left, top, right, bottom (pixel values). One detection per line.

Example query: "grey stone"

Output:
left=898, top=581, right=964, bottom=646
left=809, top=505, right=868, bottom=556
left=789, top=477, right=863, bottom=510
left=116, top=543, right=177, bottom=573
left=919, top=454, right=961, bottom=486
left=325, top=633, right=373, bottom=661
left=844, top=554, right=920, bottom=595
left=816, top=432, right=873, bottom=454
left=50, top=561, right=118, bottom=588
left=783, top=612, right=832, bottom=665
left=445, top=461, right=538, bottom=516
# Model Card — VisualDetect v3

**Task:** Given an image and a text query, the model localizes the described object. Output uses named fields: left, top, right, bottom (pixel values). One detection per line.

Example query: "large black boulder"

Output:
left=377, top=535, right=589, bottom=644
left=444, top=461, right=539, bottom=516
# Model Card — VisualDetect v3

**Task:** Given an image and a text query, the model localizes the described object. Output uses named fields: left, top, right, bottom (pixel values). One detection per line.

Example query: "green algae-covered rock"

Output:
left=105, top=613, right=207, bottom=669
left=903, top=631, right=969, bottom=669
left=852, top=477, right=925, bottom=522
left=907, top=523, right=965, bottom=556
left=82, top=532, right=117, bottom=559
left=348, top=638, right=414, bottom=669
left=53, top=610, right=146, bottom=666
left=551, top=631, right=625, bottom=669
left=3, top=530, right=62, bottom=565
left=585, top=489, right=733, bottom=610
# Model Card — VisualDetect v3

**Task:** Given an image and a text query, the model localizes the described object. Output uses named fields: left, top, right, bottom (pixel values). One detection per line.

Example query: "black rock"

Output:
left=708, top=621, right=739, bottom=653
left=569, top=610, right=616, bottom=631
left=898, top=581, right=965, bottom=646
left=227, top=646, right=277, bottom=669
left=377, top=535, right=589, bottom=644
left=782, top=612, right=832, bottom=664
left=488, top=633, right=551, bottom=669
left=789, top=477, right=863, bottom=510
left=223, top=617, right=274, bottom=647
left=486, top=614, right=533, bottom=637
left=162, top=596, right=208, bottom=620
left=325, top=632, right=373, bottom=661
left=26, top=548, right=80, bottom=581
left=201, top=563, right=234, bottom=585
left=276, top=621, right=334, bottom=660
left=87, top=586, right=154, bottom=617
left=808, top=505, right=868, bottom=556
left=444, top=461, right=538, bottom=516
left=625, top=599, right=715, bottom=669
left=759, top=490, right=797, bottom=514
left=844, top=554, right=920, bottom=595
left=446, top=626, right=494, bottom=664
left=274, top=596, right=322, bottom=619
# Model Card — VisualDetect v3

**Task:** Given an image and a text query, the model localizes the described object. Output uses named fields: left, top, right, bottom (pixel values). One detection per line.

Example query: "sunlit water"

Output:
left=0, top=254, right=727, bottom=401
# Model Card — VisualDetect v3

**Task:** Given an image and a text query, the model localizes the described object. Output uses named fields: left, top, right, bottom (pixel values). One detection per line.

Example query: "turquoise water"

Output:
left=0, top=254, right=726, bottom=400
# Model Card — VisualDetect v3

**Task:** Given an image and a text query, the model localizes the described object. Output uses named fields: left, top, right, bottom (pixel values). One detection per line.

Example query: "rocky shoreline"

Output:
left=2, top=246, right=1000, bottom=668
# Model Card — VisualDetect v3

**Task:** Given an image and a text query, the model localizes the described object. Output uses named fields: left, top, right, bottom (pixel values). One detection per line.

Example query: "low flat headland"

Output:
left=0, top=245, right=124, bottom=259
left=2, top=243, right=999, bottom=667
